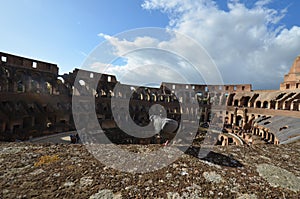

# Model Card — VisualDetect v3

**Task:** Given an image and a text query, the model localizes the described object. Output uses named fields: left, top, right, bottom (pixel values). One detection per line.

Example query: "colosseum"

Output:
left=0, top=51, right=299, bottom=146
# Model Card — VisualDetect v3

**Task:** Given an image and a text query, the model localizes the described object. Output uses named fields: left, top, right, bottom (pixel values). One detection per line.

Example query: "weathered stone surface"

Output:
left=89, top=189, right=121, bottom=199
left=237, top=193, right=257, bottom=199
left=80, top=176, right=93, bottom=187
left=257, top=164, right=300, bottom=192
left=0, top=142, right=299, bottom=198
left=203, top=171, right=223, bottom=183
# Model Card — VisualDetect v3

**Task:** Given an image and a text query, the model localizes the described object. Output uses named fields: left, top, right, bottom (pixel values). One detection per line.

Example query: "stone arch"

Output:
left=2, top=66, right=11, bottom=78
left=249, top=94, right=259, bottom=107
left=236, top=115, right=243, bottom=126
left=15, top=70, right=27, bottom=92
left=270, top=133, right=275, bottom=144
left=30, top=72, right=42, bottom=93
left=139, top=93, right=144, bottom=100
left=166, top=95, right=170, bottom=103
left=240, top=96, right=250, bottom=107
left=234, top=99, right=239, bottom=106
left=227, top=93, right=235, bottom=106
left=284, top=100, right=292, bottom=110
left=262, top=101, right=269, bottom=109
left=159, top=95, right=165, bottom=102
left=45, top=81, right=53, bottom=94
left=277, top=101, right=283, bottom=110
left=292, top=100, right=299, bottom=111
left=256, top=101, right=262, bottom=108
left=151, top=93, right=157, bottom=102
left=57, top=76, right=65, bottom=84
left=270, top=100, right=276, bottom=109
left=146, top=93, right=150, bottom=101
left=17, top=80, right=25, bottom=93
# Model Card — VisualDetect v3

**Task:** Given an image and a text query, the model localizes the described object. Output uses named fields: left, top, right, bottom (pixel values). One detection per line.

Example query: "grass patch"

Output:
left=34, top=155, right=60, bottom=167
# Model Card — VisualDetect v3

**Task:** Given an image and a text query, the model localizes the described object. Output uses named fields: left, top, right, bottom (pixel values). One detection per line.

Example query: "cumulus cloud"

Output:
left=141, top=0, right=300, bottom=89
left=89, top=29, right=222, bottom=86
left=90, top=0, right=300, bottom=89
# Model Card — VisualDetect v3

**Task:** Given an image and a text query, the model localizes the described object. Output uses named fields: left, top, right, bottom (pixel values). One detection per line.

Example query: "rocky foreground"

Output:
left=1, top=141, right=300, bottom=199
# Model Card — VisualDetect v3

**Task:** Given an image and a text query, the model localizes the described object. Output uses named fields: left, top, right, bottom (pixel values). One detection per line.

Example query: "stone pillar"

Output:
left=259, top=129, right=263, bottom=137
left=266, top=132, right=269, bottom=141
left=243, top=111, right=248, bottom=123
left=253, top=128, right=257, bottom=135
left=232, top=115, right=236, bottom=126
left=275, top=102, right=279, bottom=110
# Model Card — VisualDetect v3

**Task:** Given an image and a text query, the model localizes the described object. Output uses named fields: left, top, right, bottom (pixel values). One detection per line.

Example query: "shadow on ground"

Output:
left=184, top=146, right=244, bottom=168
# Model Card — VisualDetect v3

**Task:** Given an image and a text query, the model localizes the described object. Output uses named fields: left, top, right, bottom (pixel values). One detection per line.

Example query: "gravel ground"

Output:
left=0, top=141, right=299, bottom=198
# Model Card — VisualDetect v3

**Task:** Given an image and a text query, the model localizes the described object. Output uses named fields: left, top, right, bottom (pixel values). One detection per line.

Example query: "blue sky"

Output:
left=0, top=0, right=169, bottom=73
left=1, top=0, right=300, bottom=89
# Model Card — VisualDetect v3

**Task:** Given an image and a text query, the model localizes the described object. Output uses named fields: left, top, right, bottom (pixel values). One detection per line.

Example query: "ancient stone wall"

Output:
left=224, top=56, right=300, bottom=145
left=1, top=51, right=299, bottom=145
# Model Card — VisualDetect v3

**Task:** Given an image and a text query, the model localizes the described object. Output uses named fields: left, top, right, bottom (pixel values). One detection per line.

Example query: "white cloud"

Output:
left=92, top=0, right=300, bottom=89
left=91, top=29, right=222, bottom=86
left=141, top=0, right=300, bottom=89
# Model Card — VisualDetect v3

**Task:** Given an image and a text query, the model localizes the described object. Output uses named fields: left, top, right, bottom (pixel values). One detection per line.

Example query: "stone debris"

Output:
left=203, top=171, right=223, bottom=183
left=89, top=189, right=122, bottom=199
left=63, top=182, right=75, bottom=187
left=237, top=193, right=257, bottom=199
left=30, top=168, right=45, bottom=176
left=80, top=176, right=93, bottom=187
left=166, top=192, right=181, bottom=199
left=0, top=141, right=299, bottom=198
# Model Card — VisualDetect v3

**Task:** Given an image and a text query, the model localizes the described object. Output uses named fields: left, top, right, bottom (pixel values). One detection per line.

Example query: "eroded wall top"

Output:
left=0, top=52, right=58, bottom=75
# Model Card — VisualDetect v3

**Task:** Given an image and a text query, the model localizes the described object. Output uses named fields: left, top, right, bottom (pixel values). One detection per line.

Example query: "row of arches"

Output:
left=0, top=66, right=57, bottom=94
left=230, top=95, right=300, bottom=111
left=73, top=77, right=230, bottom=107
left=252, top=128, right=278, bottom=144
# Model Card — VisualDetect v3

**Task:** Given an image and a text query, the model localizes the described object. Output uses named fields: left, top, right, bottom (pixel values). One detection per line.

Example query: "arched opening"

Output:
left=79, top=79, right=86, bottom=86
left=240, top=96, right=250, bottom=107
left=218, top=136, right=224, bottom=145
left=45, top=82, right=53, bottom=94
left=234, top=99, right=239, bottom=106
left=140, top=93, right=144, bottom=100
left=236, top=115, right=243, bottom=126
left=30, top=79, right=40, bottom=93
left=249, top=94, right=259, bottom=108
left=227, top=93, right=235, bottom=106
left=57, top=77, right=65, bottom=84
left=262, top=101, right=269, bottom=109
left=292, top=101, right=299, bottom=111
left=256, top=101, right=262, bottom=108
left=284, top=101, right=292, bottom=110
left=228, top=137, right=234, bottom=145
left=270, top=100, right=276, bottom=109
left=270, top=133, right=275, bottom=144
left=17, top=81, right=25, bottom=93
left=152, top=93, right=157, bottom=102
